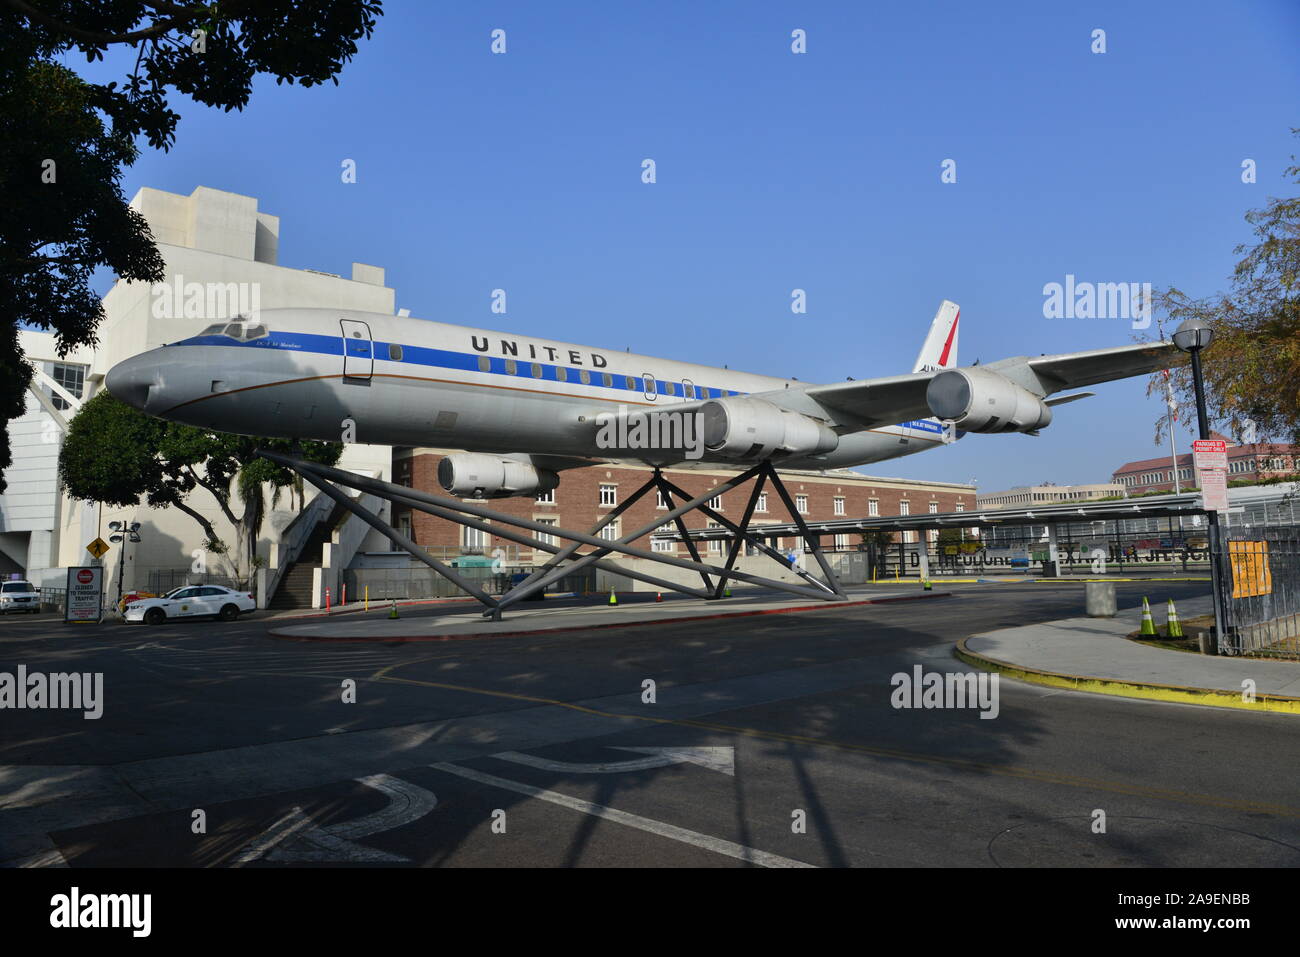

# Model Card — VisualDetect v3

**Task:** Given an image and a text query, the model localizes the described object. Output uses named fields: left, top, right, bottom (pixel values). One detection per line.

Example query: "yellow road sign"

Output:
left=86, top=537, right=110, bottom=559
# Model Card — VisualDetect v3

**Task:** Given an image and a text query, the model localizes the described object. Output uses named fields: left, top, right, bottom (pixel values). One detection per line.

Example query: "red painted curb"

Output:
left=267, top=590, right=953, bottom=643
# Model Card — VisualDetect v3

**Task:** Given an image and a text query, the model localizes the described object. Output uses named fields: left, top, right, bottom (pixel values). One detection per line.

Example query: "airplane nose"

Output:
left=104, top=354, right=157, bottom=412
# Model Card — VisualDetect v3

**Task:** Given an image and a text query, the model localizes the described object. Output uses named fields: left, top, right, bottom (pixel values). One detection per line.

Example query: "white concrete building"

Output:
left=976, top=482, right=1125, bottom=509
left=0, top=186, right=399, bottom=604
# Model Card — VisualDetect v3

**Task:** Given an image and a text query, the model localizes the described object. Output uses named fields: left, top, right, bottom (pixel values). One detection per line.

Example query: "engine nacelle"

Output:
left=926, top=368, right=1052, bottom=434
left=701, top=397, right=839, bottom=459
left=437, top=453, right=559, bottom=499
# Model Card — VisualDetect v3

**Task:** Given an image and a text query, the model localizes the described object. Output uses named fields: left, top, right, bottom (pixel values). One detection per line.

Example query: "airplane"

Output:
left=105, top=300, right=1175, bottom=500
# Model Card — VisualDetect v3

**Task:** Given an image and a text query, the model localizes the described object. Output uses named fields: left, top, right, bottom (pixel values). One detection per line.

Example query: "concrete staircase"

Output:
left=267, top=502, right=348, bottom=611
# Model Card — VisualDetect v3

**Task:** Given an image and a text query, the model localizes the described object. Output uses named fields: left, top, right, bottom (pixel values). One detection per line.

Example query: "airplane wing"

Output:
left=773, top=340, right=1178, bottom=431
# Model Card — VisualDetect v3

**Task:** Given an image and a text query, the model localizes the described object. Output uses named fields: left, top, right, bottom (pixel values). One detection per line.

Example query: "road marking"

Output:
left=494, top=746, right=734, bottom=776
left=370, top=668, right=1300, bottom=818
left=233, top=806, right=318, bottom=864
left=429, top=762, right=814, bottom=868
left=235, top=773, right=436, bottom=864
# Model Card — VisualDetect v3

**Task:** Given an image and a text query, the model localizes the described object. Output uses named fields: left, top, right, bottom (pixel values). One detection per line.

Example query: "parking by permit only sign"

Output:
left=65, top=566, right=104, bottom=623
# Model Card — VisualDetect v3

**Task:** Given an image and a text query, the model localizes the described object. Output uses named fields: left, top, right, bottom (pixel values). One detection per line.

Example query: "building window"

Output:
left=708, top=494, right=723, bottom=511
left=706, top=522, right=724, bottom=553
left=599, top=520, right=620, bottom=542
left=536, top=488, right=555, bottom=504
left=955, top=502, right=965, bottom=512
left=599, top=484, right=617, bottom=506
left=50, top=362, right=85, bottom=411
left=899, top=501, right=910, bottom=516
left=833, top=496, right=845, bottom=516
left=534, top=518, right=557, bottom=547
left=929, top=502, right=939, bottom=514
left=834, top=533, right=849, bottom=550
left=652, top=523, right=675, bottom=552
left=463, top=525, right=489, bottom=551
left=795, top=494, right=808, bottom=514
left=755, top=493, right=767, bottom=512
left=868, top=499, right=879, bottom=517
left=656, top=490, right=669, bottom=509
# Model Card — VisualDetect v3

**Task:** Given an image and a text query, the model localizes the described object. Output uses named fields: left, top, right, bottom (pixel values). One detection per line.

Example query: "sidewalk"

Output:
left=957, top=596, right=1300, bottom=714
left=269, top=589, right=949, bottom=642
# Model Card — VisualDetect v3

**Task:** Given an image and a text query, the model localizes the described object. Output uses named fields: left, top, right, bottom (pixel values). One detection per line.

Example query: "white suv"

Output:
left=0, top=580, right=41, bottom=615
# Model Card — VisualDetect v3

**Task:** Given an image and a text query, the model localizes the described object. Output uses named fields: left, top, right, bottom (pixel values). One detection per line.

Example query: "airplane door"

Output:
left=642, top=372, right=657, bottom=402
left=340, top=319, right=374, bottom=380
left=681, top=377, right=696, bottom=401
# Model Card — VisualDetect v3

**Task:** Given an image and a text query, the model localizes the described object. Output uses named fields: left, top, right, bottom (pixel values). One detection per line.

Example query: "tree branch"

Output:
left=2, top=0, right=201, bottom=45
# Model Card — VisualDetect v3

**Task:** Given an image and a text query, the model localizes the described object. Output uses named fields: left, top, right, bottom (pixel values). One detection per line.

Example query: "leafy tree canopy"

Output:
left=1153, top=135, right=1300, bottom=445
left=0, top=0, right=383, bottom=490
left=59, top=391, right=341, bottom=574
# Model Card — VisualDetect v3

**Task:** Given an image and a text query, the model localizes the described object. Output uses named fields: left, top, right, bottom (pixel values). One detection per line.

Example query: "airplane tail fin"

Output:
left=912, top=300, right=960, bottom=374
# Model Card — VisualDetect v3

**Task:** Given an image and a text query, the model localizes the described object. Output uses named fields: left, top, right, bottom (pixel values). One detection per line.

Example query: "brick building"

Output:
left=1112, top=435, right=1300, bottom=495
left=393, top=448, right=976, bottom=562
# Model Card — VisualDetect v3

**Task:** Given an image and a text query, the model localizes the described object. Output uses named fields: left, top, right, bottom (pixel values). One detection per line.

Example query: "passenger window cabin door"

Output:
left=642, top=372, right=657, bottom=402
left=340, top=319, right=374, bottom=380
left=171, top=587, right=199, bottom=617
left=195, top=586, right=226, bottom=615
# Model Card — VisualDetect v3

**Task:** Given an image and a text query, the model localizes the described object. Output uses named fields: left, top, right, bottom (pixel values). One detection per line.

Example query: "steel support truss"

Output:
left=257, top=450, right=848, bottom=620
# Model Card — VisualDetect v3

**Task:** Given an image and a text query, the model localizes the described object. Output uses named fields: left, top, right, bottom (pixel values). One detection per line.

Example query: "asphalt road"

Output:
left=2, top=581, right=1296, bottom=868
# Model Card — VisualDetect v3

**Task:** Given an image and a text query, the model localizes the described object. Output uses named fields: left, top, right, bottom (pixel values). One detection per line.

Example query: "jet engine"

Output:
left=437, top=453, right=560, bottom=499
left=925, top=368, right=1052, bottom=434
left=701, top=397, right=839, bottom=459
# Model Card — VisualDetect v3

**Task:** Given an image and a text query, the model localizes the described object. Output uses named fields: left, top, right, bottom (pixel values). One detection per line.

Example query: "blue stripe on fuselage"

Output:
left=169, top=330, right=937, bottom=434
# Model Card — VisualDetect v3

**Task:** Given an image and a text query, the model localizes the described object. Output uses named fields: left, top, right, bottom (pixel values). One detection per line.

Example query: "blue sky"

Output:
left=75, top=0, right=1299, bottom=492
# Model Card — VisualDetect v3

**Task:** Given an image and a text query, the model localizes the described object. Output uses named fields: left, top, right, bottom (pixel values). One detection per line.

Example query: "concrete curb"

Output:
left=269, top=590, right=953, bottom=643
left=954, top=636, right=1300, bottom=715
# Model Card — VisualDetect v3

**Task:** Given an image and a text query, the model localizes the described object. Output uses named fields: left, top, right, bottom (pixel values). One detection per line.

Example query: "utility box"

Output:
left=1085, top=581, right=1117, bottom=617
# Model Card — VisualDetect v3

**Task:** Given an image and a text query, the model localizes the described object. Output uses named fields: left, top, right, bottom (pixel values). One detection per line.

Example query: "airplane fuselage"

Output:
left=106, top=308, right=948, bottom=470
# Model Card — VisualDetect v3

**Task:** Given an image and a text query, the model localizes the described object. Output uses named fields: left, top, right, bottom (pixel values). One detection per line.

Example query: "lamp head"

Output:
left=1172, top=318, right=1215, bottom=352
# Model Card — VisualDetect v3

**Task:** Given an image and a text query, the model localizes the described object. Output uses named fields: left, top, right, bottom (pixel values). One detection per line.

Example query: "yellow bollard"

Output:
left=365, top=585, right=369, bottom=612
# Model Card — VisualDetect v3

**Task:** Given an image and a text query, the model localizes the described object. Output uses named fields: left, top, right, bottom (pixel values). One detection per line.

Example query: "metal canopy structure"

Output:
left=256, top=451, right=849, bottom=619
left=660, top=492, right=1211, bottom=544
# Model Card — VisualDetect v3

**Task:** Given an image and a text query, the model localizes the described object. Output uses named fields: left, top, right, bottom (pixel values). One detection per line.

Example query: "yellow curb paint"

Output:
left=955, top=637, right=1300, bottom=716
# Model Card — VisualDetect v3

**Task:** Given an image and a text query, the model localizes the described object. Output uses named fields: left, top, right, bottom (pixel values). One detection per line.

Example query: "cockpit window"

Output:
left=199, top=321, right=269, bottom=342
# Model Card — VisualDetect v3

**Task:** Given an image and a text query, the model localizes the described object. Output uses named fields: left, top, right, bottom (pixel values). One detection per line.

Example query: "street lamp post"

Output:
left=1172, top=318, right=1229, bottom=653
left=108, top=521, right=142, bottom=615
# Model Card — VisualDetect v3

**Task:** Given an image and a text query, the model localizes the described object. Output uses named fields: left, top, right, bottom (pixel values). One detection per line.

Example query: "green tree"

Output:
left=58, top=392, right=342, bottom=585
left=0, top=0, right=383, bottom=491
left=1151, top=136, right=1300, bottom=444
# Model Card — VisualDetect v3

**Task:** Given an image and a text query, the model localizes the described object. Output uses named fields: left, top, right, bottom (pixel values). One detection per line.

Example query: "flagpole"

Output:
left=1163, top=369, right=1181, bottom=494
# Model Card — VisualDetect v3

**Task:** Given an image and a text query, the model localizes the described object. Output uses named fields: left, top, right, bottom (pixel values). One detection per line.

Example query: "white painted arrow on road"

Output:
left=235, top=773, right=437, bottom=864
left=493, top=746, right=735, bottom=776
